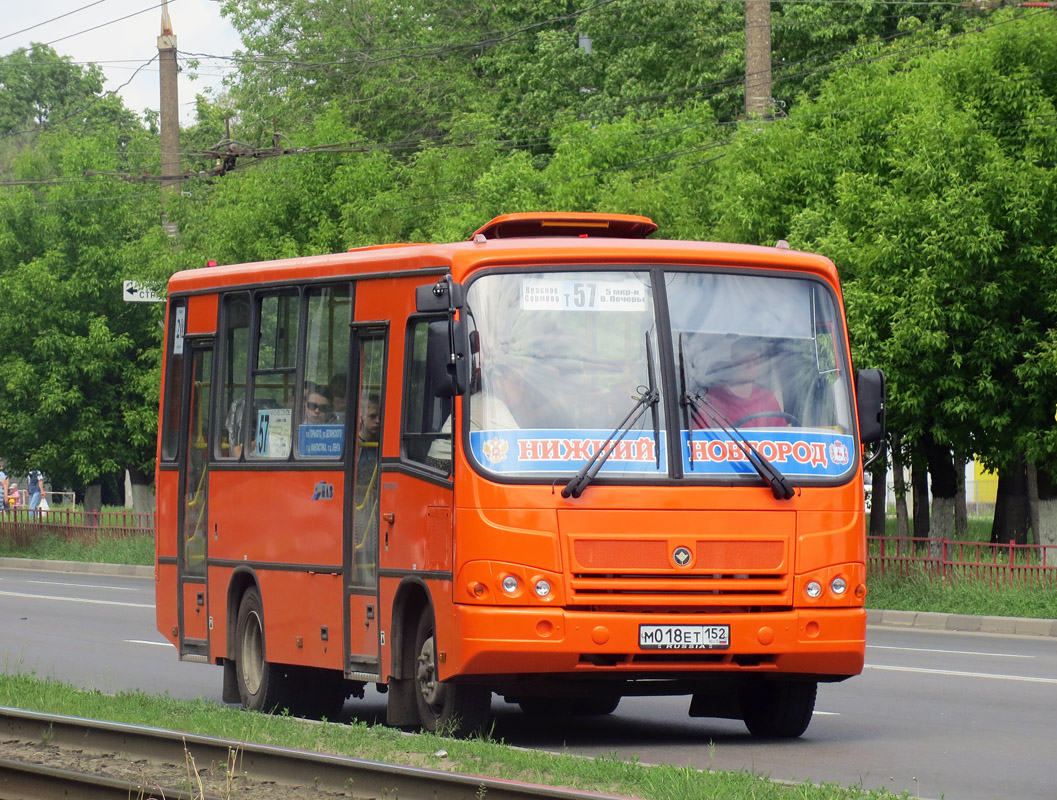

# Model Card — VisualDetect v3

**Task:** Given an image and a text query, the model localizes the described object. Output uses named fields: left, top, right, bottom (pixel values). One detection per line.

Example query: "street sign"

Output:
left=123, top=280, right=164, bottom=303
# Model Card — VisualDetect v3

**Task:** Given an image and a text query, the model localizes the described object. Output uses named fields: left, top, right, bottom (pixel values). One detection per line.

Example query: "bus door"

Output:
left=177, top=340, right=212, bottom=661
left=345, top=326, right=387, bottom=674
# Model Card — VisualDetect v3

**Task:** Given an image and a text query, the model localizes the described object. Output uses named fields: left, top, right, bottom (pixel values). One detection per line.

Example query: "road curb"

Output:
left=866, top=608, right=1057, bottom=638
left=0, top=557, right=153, bottom=579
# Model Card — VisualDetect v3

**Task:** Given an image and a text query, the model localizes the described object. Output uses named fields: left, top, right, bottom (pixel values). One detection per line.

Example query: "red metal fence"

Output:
left=0, top=508, right=154, bottom=548
left=3, top=515, right=1056, bottom=586
left=868, top=535, right=1057, bottom=585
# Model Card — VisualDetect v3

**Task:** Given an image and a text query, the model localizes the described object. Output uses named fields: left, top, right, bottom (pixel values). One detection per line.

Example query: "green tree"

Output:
left=0, top=88, right=165, bottom=499
left=702, top=11, right=1057, bottom=541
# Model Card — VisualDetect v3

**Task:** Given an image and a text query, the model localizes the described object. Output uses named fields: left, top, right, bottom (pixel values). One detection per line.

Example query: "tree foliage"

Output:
left=1, top=5, right=1055, bottom=511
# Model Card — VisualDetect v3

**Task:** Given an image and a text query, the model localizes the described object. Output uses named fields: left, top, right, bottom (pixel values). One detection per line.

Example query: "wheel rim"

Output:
left=415, top=632, right=445, bottom=710
left=241, top=609, right=264, bottom=695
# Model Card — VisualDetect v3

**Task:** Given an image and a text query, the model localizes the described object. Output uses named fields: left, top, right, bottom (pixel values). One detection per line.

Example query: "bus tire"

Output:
left=235, top=587, right=287, bottom=712
left=740, top=680, right=817, bottom=738
left=413, top=610, right=490, bottom=736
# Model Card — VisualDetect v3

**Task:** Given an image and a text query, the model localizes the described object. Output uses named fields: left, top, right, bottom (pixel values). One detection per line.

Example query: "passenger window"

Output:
left=402, top=318, right=452, bottom=472
left=297, top=284, right=353, bottom=459
left=217, top=293, right=250, bottom=459
left=248, top=292, right=299, bottom=460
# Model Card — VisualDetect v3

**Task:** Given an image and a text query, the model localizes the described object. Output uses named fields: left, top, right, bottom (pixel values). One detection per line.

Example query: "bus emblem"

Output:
left=312, top=481, right=334, bottom=500
left=673, top=547, right=692, bottom=567
left=828, top=440, right=850, bottom=467
left=482, top=437, right=509, bottom=464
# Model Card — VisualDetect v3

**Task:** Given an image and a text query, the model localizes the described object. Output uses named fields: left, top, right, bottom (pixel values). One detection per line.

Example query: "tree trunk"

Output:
left=954, top=450, right=967, bottom=537
left=911, top=445, right=930, bottom=540
left=1037, top=466, right=1057, bottom=547
left=84, top=484, right=102, bottom=527
left=869, top=459, right=887, bottom=537
left=891, top=433, right=910, bottom=538
left=925, top=432, right=956, bottom=557
left=1026, top=461, right=1039, bottom=546
left=991, top=456, right=1030, bottom=545
left=127, top=465, right=155, bottom=516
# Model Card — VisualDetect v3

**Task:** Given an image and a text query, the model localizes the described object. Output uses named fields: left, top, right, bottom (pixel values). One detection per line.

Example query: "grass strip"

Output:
left=0, top=672, right=910, bottom=799
left=0, top=531, right=153, bottom=565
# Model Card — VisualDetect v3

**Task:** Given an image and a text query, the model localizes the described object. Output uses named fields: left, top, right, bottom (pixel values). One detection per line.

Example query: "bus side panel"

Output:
left=207, top=563, right=234, bottom=665
left=209, top=467, right=345, bottom=670
left=378, top=473, right=454, bottom=670
left=210, top=469, right=344, bottom=567
left=257, top=569, right=344, bottom=669
left=155, top=467, right=180, bottom=647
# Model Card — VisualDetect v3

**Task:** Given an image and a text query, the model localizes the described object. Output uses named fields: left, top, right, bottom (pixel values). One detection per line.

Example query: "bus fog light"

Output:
left=534, top=579, right=552, bottom=598
left=501, top=575, right=519, bottom=593
left=805, top=580, right=822, bottom=599
left=830, top=577, right=847, bottom=595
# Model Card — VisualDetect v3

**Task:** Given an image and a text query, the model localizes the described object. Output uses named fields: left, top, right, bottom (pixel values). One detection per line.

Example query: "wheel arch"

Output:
left=388, top=576, right=431, bottom=681
left=226, top=567, right=261, bottom=661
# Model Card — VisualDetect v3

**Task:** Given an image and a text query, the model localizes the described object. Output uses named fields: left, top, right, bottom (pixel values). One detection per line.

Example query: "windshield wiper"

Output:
left=563, top=333, right=660, bottom=499
left=678, top=334, right=697, bottom=471
left=686, top=390, right=795, bottom=501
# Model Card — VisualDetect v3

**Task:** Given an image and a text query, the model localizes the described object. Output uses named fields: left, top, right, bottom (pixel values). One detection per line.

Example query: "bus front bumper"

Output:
left=447, top=605, right=865, bottom=679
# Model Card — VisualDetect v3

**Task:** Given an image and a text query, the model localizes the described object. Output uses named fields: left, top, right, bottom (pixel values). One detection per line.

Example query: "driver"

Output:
left=694, top=337, right=788, bottom=428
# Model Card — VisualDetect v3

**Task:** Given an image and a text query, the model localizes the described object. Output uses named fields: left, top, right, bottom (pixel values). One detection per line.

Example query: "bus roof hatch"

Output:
left=471, top=212, right=658, bottom=241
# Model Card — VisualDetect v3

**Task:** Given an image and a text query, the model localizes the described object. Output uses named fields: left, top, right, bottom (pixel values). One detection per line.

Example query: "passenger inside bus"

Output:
left=694, top=337, right=788, bottom=428
left=303, top=382, right=333, bottom=424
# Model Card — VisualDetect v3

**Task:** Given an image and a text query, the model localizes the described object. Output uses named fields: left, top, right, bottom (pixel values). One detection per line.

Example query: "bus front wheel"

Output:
left=235, top=587, right=287, bottom=712
left=413, top=610, right=490, bottom=736
left=740, top=680, right=817, bottom=738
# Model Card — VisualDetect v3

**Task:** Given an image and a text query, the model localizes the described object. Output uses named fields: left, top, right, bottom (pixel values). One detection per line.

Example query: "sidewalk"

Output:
left=4, top=557, right=1056, bottom=638
left=866, top=608, right=1057, bottom=637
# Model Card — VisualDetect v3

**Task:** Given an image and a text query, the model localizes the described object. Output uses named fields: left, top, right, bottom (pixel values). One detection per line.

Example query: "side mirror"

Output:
left=427, top=319, right=470, bottom=397
left=856, top=368, right=886, bottom=444
left=416, top=276, right=465, bottom=312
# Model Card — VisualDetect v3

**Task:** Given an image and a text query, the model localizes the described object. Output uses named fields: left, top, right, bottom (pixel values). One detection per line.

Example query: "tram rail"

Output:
left=0, top=706, right=636, bottom=800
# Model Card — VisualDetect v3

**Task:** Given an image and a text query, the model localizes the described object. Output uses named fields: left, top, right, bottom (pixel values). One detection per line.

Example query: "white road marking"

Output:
left=26, top=580, right=140, bottom=592
left=866, top=664, right=1057, bottom=684
left=867, top=644, right=1030, bottom=659
left=125, top=639, right=174, bottom=647
left=0, top=590, right=153, bottom=609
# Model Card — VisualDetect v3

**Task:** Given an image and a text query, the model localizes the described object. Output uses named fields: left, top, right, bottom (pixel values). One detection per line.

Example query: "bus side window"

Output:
left=298, top=284, right=352, bottom=460
left=217, top=293, right=250, bottom=459
left=403, top=317, right=451, bottom=472
left=248, top=292, right=299, bottom=460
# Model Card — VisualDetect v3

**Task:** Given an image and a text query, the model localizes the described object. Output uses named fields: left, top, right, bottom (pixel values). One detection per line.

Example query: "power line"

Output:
left=0, top=0, right=114, bottom=43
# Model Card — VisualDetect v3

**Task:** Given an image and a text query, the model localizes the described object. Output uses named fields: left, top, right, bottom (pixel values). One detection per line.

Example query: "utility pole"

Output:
left=158, top=0, right=181, bottom=196
left=745, top=0, right=772, bottom=120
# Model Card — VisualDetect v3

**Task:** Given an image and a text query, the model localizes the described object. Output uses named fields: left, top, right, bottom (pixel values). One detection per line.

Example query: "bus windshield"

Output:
left=463, top=267, right=857, bottom=484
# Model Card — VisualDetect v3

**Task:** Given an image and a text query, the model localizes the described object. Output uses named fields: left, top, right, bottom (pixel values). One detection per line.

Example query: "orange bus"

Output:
left=155, top=212, right=885, bottom=738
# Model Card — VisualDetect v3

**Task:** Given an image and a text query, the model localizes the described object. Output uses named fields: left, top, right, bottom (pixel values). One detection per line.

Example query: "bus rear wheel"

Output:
left=235, top=587, right=287, bottom=712
left=740, top=680, right=817, bottom=738
left=413, top=610, right=490, bottom=736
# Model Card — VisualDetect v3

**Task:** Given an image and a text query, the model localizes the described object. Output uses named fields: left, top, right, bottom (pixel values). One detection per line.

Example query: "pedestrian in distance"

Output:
left=27, top=468, right=45, bottom=520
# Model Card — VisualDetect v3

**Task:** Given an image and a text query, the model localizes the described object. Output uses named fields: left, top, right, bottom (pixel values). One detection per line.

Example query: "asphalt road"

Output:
left=1, top=563, right=1054, bottom=800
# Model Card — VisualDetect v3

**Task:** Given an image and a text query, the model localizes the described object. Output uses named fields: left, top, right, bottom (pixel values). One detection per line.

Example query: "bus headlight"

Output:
left=830, top=576, right=847, bottom=595
left=534, top=579, right=552, bottom=598
left=501, top=575, right=519, bottom=594
left=805, top=580, right=822, bottom=599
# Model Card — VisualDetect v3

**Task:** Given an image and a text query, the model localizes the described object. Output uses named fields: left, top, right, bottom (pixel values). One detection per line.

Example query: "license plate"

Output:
left=639, top=624, right=730, bottom=650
